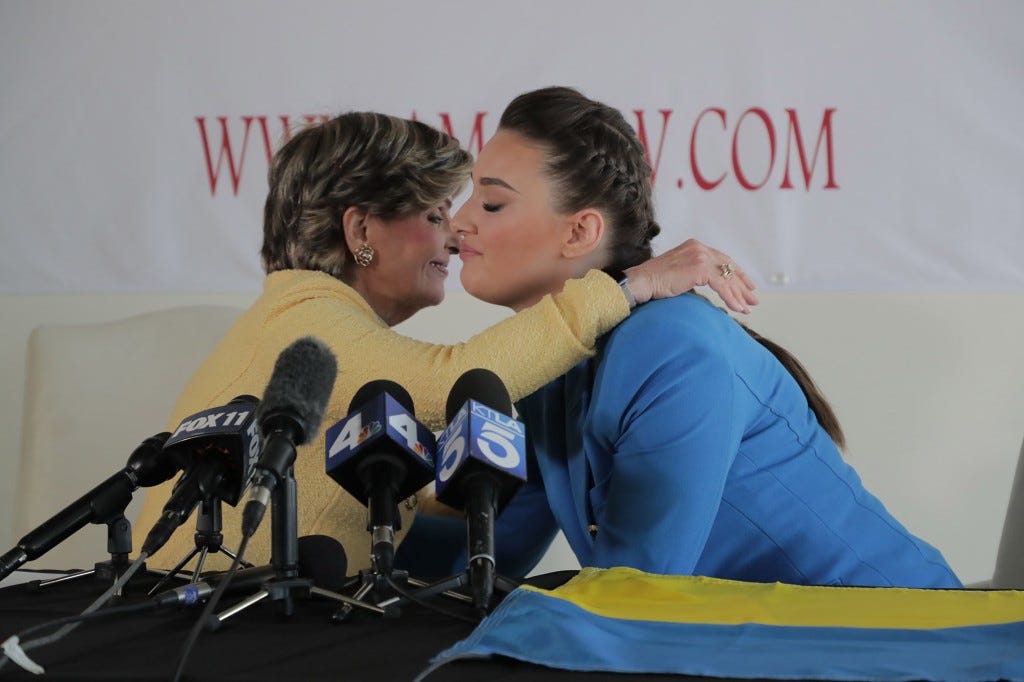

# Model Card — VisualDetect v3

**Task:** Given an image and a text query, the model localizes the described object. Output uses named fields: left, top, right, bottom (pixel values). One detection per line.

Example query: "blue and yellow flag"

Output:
left=425, top=567, right=1024, bottom=681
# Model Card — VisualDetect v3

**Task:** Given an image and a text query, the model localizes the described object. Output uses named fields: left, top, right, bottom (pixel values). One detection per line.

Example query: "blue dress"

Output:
left=508, top=293, right=960, bottom=587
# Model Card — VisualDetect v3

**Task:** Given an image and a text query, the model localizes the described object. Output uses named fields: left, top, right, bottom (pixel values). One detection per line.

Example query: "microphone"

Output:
left=0, top=432, right=174, bottom=581
left=150, top=565, right=277, bottom=607
left=240, top=337, right=337, bottom=538
left=324, top=381, right=436, bottom=576
left=140, top=396, right=261, bottom=557
left=297, top=534, right=349, bottom=592
left=436, top=368, right=527, bottom=610
left=162, top=395, right=262, bottom=507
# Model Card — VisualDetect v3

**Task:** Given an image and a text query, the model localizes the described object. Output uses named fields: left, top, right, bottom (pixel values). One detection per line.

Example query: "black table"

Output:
left=0, top=570, right=735, bottom=682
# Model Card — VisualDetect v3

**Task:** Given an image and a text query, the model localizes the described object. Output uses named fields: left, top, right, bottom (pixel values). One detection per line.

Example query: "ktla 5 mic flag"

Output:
left=422, top=567, right=1024, bottom=681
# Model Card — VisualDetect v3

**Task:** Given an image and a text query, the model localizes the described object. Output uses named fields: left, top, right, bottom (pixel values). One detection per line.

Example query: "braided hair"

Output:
left=498, top=87, right=660, bottom=280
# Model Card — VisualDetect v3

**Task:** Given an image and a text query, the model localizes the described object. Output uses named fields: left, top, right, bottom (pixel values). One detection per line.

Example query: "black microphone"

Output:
left=324, top=381, right=436, bottom=576
left=240, top=337, right=337, bottom=538
left=150, top=565, right=277, bottom=607
left=296, top=534, right=349, bottom=592
left=0, top=432, right=174, bottom=581
left=435, top=369, right=527, bottom=610
left=140, top=396, right=261, bottom=557
left=161, top=395, right=262, bottom=507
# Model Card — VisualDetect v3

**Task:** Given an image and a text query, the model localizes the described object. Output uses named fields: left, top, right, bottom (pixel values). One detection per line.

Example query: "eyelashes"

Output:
left=482, top=203, right=503, bottom=213
left=428, top=212, right=450, bottom=227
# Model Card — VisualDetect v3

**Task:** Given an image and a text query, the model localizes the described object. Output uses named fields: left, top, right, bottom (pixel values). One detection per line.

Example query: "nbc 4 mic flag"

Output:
left=325, top=391, right=435, bottom=504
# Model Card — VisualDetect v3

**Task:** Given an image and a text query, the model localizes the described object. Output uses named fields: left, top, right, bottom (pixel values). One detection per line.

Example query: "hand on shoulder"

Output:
left=624, top=238, right=759, bottom=314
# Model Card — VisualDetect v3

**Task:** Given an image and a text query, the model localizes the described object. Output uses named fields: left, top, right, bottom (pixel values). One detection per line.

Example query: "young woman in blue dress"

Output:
left=443, top=86, right=960, bottom=588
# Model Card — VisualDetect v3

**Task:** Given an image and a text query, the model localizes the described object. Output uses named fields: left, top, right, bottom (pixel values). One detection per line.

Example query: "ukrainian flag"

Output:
left=424, top=567, right=1024, bottom=681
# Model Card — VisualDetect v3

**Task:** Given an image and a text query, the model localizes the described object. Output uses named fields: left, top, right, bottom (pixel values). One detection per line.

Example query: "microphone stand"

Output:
left=330, top=479, right=407, bottom=622
left=29, top=512, right=143, bottom=594
left=7, top=434, right=175, bottom=592
left=29, top=509, right=130, bottom=585
left=147, top=498, right=251, bottom=595
left=374, top=561, right=519, bottom=618
left=333, top=567, right=480, bottom=623
left=376, top=482, right=520, bottom=617
left=332, top=558, right=419, bottom=622
left=331, top=508, right=480, bottom=623
left=209, top=465, right=389, bottom=629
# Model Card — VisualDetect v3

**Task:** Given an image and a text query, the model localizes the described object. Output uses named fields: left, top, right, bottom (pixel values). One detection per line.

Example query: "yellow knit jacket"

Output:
left=133, top=269, right=628, bottom=573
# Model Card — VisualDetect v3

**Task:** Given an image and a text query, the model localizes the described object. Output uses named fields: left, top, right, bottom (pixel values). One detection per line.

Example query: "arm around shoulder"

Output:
left=262, top=271, right=630, bottom=429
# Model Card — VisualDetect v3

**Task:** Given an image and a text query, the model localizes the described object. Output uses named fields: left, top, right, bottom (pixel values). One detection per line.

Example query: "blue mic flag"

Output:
left=325, top=391, right=435, bottom=504
left=435, top=399, right=527, bottom=512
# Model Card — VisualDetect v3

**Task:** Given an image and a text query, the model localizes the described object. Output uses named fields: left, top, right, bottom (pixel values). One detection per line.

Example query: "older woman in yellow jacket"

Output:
left=133, top=111, right=757, bottom=573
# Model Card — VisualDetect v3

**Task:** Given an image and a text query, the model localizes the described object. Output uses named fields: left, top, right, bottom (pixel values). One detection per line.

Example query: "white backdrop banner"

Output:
left=1, top=0, right=1021, bottom=293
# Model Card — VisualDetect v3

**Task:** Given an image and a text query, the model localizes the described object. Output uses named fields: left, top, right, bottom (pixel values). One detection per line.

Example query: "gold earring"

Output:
left=354, top=243, right=375, bottom=267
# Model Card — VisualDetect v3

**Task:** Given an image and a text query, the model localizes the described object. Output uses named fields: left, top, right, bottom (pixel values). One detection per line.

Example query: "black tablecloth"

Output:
left=0, top=569, right=741, bottom=682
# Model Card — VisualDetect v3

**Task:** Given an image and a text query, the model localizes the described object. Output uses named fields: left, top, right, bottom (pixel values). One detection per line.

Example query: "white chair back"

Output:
left=991, top=434, right=1024, bottom=588
left=15, top=305, right=243, bottom=570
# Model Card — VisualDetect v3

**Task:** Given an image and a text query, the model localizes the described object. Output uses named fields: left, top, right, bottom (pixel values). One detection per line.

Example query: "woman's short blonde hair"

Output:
left=261, top=112, right=473, bottom=277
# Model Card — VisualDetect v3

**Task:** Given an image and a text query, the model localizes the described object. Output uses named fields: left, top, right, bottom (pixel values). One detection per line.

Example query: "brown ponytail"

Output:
left=737, top=321, right=846, bottom=449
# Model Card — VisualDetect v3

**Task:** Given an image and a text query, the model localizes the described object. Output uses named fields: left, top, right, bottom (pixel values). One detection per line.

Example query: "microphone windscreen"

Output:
left=297, top=534, right=348, bottom=592
left=348, top=379, right=414, bottom=414
left=258, top=336, right=337, bottom=443
left=445, top=368, right=513, bottom=422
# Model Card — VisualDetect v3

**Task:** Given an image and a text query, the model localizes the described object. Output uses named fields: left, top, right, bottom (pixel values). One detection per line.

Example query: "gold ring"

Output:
left=719, top=263, right=734, bottom=279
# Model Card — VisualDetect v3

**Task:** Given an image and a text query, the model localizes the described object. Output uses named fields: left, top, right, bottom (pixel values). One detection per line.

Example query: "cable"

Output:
left=171, top=533, right=250, bottom=682
left=6, top=600, right=154, bottom=642
left=0, top=551, right=150, bottom=674
left=385, top=575, right=482, bottom=625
